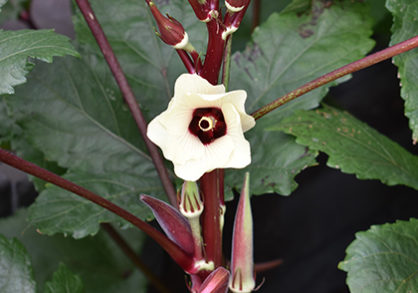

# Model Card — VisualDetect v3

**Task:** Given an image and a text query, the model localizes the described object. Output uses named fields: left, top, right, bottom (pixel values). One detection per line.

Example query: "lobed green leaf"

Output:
left=274, top=105, right=418, bottom=190
left=3, top=0, right=205, bottom=237
left=0, top=29, right=79, bottom=95
left=339, top=218, right=418, bottom=293
left=73, top=0, right=207, bottom=120
left=227, top=0, right=375, bottom=195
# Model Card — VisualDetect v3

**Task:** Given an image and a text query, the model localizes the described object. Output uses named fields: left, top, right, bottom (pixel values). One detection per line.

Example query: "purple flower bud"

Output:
left=199, top=267, right=230, bottom=293
left=140, top=194, right=194, bottom=255
left=148, top=2, right=190, bottom=49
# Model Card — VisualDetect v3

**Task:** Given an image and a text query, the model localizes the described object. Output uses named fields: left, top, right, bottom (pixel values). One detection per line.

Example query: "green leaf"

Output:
left=44, top=264, right=84, bottom=293
left=8, top=57, right=164, bottom=237
left=274, top=105, right=418, bottom=190
left=0, top=210, right=147, bottom=293
left=29, top=170, right=158, bottom=238
left=0, top=0, right=26, bottom=25
left=0, top=0, right=6, bottom=11
left=0, top=96, right=67, bottom=190
left=339, top=218, right=418, bottom=293
left=228, top=1, right=375, bottom=195
left=281, top=0, right=310, bottom=14
left=73, top=0, right=206, bottom=120
left=0, top=235, right=36, bottom=293
left=0, top=29, right=79, bottom=95
left=225, top=119, right=318, bottom=196
left=6, top=56, right=152, bottom=175
left=5, top=0, right=205, bottom=236
left=0, top=97, right=14, bottom=144
left=386, top=0, right=418, bottom=142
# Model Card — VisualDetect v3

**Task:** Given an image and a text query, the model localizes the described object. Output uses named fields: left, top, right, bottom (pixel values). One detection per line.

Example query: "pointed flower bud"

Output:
left=140, top=194, right=194, bottom=255
left=180, top=181, right=204, bottom=218
left=225, top=0, right=250, bottom=13
left=179, top=181, right=205, bottom=261
left=199, top=267, right=230, bottom=293
left=229, top=173, right=255, bottom=293
left=148, top=2, right=193, bottom=51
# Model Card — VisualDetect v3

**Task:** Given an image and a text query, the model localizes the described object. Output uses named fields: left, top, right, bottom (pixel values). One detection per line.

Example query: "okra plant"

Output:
left=0, top=0, right=417, bottom=292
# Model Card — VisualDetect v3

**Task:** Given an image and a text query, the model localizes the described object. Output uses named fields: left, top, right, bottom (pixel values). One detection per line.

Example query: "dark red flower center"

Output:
left=188, top=107, right=227, bottom=145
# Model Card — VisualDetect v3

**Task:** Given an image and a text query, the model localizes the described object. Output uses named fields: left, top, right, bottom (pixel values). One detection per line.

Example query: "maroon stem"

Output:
left=200, top=20, right=226, bottom=84
left=198, top=5, right=229, bottom=270
left=177, top=49, right=195, bottom=73
left=74, top=0, right=177, bottom=207
left=254, top=258, right=283, bottom=273
left=251, top=0, right=261, bottom=31
left=200, top=169, right=224, bottom=268
left=101, top=223, right=172, bottom=293
left=0, top=149, right=194, bottom=272
left=252, top=35, right=418, bottom=120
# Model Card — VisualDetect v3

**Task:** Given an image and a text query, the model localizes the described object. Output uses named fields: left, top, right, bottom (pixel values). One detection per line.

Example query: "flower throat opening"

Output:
left=188, top=107, right=227, bottom=144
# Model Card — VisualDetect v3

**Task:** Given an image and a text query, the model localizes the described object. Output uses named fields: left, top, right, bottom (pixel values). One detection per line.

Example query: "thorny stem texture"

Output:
left=101, top=223, right=172, bottom=293
left=0, top=149, right=194, bottom=272
left=252, top=35, right=418, bottom=120
left=74, top=0, right=177, bottom=207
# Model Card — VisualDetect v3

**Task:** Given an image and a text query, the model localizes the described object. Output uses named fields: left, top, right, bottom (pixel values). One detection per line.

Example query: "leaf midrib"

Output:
left=31, top=66, right=152, bottom=164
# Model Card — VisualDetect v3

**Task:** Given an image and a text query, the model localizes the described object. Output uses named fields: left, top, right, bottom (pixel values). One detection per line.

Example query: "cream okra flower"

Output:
left=147, top=74, right=255, bottom=181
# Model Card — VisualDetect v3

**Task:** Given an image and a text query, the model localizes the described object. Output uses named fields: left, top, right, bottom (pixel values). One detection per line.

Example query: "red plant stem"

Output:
left=251, top=0, right=261, bottom=31
left=74, top=0, right=177, bottom=207
left=198, top=5, right=229, bottom=270
left=101, top=223, right=172, bottom=293
left=252, top=35, right=418, bottom=120
left=0, top=149, right=194, bottom=272
left=190, top=50, right=203, bottom=73
left=200, top=20, right=226, bottom=84
left=176, top=49, right=195, bottom=73
left=200, top=169, right=224, bottom=268
left=254, top=258, right=283, bottom=273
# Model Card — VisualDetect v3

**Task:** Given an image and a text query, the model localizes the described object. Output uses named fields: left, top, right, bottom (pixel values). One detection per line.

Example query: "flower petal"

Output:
left=147, top=73, right=255, bottom=181
left=221, top=103, right=252, bottom=168
left=174, top=135, right=235, bottom=181
left=219, top=90, right=255, bottom=132
left=174, top=74, right=225, bottom=98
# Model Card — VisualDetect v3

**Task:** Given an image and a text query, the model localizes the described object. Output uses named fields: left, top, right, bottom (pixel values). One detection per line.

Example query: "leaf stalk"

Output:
left=252, top=35, right=418, bottom=120
left=0, top=148, right=194, bottom=272
left=74, top=0, right=177, bottom=206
